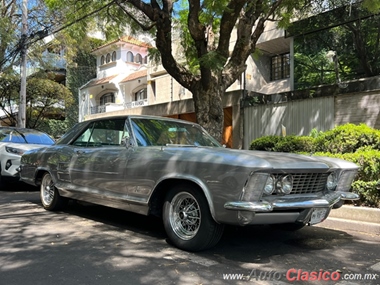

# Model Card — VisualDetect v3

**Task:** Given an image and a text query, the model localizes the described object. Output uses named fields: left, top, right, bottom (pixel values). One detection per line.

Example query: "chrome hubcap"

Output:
left=169, top=192, right=201, bottom=240
left=41, top=176, right=54, bottom=205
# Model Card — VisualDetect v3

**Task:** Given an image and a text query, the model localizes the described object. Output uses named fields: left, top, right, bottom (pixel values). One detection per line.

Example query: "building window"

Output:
left=100, top=93, right=115, bottom=105
left=106, top=53, right=111, bottom=63
left=143, top=56, right=148, bottom=64
left=112, top=51, right=116, bottom=61
left=101, top=55, right=105, bottom=65
left=134, top=88, right=147, bottom=101
left=271, top=53, right=290, bottom=81
left=135, top=53, right=142, bottom=64
left=127, top=51, right=134, bottom=62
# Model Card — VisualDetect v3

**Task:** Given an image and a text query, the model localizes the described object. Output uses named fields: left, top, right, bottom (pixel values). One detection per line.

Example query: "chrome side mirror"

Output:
left=121, top=136, right=134, bottom=149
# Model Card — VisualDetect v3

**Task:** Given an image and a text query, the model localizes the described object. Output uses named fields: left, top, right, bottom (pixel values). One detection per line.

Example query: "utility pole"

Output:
left=18, top=0, right=28, bottom=128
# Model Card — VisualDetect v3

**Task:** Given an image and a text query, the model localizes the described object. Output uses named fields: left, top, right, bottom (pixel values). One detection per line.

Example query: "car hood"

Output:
left=3, top=142, right=52, bottom=152
left=164, top=146, right=357, bottom=170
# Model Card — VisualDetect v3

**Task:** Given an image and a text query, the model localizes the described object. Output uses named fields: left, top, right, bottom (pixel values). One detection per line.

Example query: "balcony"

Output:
left=125, top=99, right=148, bottom=109
left=90, top=99, right=148, bottom=114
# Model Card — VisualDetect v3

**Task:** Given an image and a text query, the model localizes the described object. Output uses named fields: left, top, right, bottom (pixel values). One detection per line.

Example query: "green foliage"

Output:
left=250, top=135, right=314, bottom=153
left=249, top=135, right=282, bottom=151
left=37, top=119, right=69, bottom=139
left=313, top=149, right=380, bottom=182
left=363, top=0, right=380, bottom=13
left=351, top=180, right=380, bottom=207
left=66, top=39, right=98, bottom=129
left=293, top=4, right=380, bottom=89
left=314, top=123, right=380, bottom=153
left=250, top=123, right=380, bottom=207
left=315, top=148, right=380, bottom=207
left=275, top=136, right=315, bottom=153
left=309, top=128, right=323, bottom=138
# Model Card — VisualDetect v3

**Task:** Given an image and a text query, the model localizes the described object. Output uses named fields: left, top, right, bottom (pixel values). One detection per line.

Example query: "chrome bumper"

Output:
left=224, top=191, right=359, bottom=212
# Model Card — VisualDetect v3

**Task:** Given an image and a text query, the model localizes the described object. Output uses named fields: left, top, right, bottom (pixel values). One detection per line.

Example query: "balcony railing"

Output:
left=89, top=99, right=148, bottom=115
left=125, top=99, right=148, bottom=109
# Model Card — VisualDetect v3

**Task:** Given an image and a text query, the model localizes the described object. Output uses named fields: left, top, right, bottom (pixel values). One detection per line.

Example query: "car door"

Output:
left=68, top=118, right=131, bottom=200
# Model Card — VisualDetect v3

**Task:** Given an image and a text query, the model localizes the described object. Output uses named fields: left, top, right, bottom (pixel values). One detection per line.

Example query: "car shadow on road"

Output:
left=17, top=189, right=358, bottom=269
left=60, top=199, right=357, bottom=264
left=63, top=200, right=167, bottom=240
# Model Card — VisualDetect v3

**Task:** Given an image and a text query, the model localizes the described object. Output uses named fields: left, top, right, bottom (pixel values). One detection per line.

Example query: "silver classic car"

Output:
left=20, top=115, right=359, bottom=251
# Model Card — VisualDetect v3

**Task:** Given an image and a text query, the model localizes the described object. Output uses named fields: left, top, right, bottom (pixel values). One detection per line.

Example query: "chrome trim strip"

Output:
left=224, top=191, right=357, bottom=212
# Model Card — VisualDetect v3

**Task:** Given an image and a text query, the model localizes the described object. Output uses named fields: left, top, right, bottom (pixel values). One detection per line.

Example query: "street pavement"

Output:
left=317, top=205, right=380, bottom=236
left=0, top=184, right=379, bottom=285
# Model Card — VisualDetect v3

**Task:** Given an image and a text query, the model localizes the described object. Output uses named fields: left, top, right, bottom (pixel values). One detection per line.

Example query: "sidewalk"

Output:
left=317, top=205, right=380, bottom=235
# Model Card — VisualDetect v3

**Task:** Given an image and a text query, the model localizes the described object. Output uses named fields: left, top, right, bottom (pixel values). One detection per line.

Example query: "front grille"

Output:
left=273, top=173, right=328, bottom=194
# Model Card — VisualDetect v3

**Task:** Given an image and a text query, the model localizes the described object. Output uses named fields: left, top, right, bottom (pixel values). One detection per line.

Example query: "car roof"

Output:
left=84, top=115, right=196, bottom=125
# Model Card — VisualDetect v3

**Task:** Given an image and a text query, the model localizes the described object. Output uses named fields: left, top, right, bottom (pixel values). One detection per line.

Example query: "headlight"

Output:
left=5, top=146, right=25, bottom=156
left=277, top=175, right=293, bottom=194
left=326, top=172, right=338, bottom=190
left=241, top=172, right=269, bottom=201
left=263, top=175, right=275, bottom=195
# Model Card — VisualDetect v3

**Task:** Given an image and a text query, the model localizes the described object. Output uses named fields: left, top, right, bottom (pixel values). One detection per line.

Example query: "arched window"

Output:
left=100, top=93, right=115, bottom=105
left=112, top=51, right=117, bottom=61
left=134, top=88, right=147, bottom=101
left=106, top=53, right=111, bottom=63
left=135, top=53, right=142, bottom=64
left=100, top=55, right=105, bottom=65
left=143, top=56, right=148, bottom=64
left=127, top=51, right=134, bottom=62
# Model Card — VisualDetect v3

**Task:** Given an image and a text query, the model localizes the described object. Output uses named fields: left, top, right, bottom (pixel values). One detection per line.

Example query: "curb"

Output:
left=317, top=205, right=380, bottom=235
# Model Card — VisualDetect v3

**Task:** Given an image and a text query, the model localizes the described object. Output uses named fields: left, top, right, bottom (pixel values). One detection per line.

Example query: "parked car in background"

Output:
left=0, top=127, right=55, bottom=187
left=20, top=116, right=359, bottom=251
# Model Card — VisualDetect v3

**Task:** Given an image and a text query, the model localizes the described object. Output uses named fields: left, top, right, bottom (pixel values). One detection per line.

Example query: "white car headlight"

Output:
left=326, top=171, right=338, bottom=190
left=5, top=146, right=25, bottom=156
left=277, top=175, right=293, bottom=194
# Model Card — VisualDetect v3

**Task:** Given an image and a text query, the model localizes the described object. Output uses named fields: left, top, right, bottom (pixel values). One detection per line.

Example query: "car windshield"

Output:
left=0, top=128, right=55, bottom=145
left=130, top=118, right=222, bottom=147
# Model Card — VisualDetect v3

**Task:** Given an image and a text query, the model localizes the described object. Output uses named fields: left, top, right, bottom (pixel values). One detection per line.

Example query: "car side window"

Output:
left=72, top=119, right=126, bottom=147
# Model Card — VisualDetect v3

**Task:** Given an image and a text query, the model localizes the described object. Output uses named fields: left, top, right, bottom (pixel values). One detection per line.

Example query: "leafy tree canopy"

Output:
left=0, top=71, right=74, bottom=129
left=41, top=0, right=379, bottom=140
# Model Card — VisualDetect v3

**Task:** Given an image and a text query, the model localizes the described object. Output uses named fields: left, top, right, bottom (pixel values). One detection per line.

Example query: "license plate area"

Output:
left=310, top=208, right=329, bottom=225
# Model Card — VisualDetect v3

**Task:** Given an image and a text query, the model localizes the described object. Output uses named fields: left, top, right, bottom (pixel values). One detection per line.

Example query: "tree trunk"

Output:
left=191, top=81, right=225, bottom=143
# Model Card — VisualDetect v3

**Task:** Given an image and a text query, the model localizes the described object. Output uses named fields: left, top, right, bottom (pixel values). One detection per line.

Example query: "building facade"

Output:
left=79, top=36, right=151, bottom=122
left=79, top=22, right=292, bottom=148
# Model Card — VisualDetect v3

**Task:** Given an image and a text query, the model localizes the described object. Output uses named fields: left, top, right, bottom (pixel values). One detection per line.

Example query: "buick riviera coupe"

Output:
left=20, top=115, right=359, bottom=251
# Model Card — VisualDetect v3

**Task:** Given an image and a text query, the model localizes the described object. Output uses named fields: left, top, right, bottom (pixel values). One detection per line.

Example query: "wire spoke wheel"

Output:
left=163, top=184, right=224, bottom=251
left=41, top=174, right=55, bottom=206
left=169, top=192, right=201, bottom=240
left=40, top=173, right=67, bottom=211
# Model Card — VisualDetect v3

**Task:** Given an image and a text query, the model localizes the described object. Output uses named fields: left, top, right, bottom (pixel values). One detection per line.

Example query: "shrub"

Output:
left=313, top=149, right=380, bottom=182
left=250, top=135, right=315, bottom=153
left=351, top=180, right=380, bottom=207
left=314, top=123, right=380, bottom=153
left=249, top=135, right=282, bottom=151
left=274, top=136, right=315, bottom=153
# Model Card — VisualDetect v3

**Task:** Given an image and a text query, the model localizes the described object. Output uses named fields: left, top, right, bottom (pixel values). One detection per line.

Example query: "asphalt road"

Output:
left=1, top=182, right=380, bottom=285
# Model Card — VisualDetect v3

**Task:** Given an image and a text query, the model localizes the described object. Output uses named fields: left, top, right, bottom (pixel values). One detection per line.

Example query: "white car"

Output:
left=0, top=127, right=55, bottom=187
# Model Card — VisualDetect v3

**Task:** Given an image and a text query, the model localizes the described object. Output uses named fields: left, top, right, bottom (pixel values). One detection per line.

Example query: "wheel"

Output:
left=40, top=173, right=68, bottom=211
left=162, top=184, right=224, bottom=252
left=270, top=222, right=306, bottom=231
